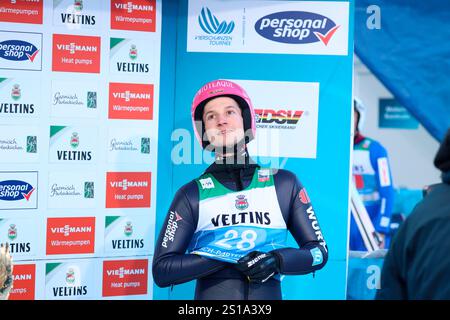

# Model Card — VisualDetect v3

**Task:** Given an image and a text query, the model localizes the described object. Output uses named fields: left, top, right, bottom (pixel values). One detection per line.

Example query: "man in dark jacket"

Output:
left=376, top=127, right=450, bottom=299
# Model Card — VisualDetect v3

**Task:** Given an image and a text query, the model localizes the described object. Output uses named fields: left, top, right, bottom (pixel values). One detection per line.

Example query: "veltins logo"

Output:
left=52, top=34, right=101, bottom=73
left=111, top=0, right=156, bottom=32
left=0, top=171, right=37, bottom=210
left=0, top=78, right=41, bottom=118
left=49, top=126, right=96, bottom=163
left=106, top=172, right=151, bottom=208
left=8, top=223, right=17, bottom=241
left=255, top=11, right=340, bottom=45
left=110, top=38, right=151, bottom=75
left=198, top=7, right=234, bottom=35
left=0, top=31, right=42, bottom=71
left=55, top=0, right=98, bottom=27
left=0, top=218, right=35, bottom=256
left=46, top=217, right=95, bottom=255
left=0, top=0, right=43, bottom=25
left=45, top=262, right=91, bottom=299
left=235, top=195, right=248, bottom=210
left=8, top=264, right=36, bottom=300
left=108, top=82, right=153, bottom=120
left=102, top=259, right=148, bottom=297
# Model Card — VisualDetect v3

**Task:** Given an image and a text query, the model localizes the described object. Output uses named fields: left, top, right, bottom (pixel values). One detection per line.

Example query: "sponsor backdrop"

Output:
left=1, top=0, right=354, bottom=300
left=0, top=0, right=161, bottom=300
left=156, top=0, right=355, bottom=300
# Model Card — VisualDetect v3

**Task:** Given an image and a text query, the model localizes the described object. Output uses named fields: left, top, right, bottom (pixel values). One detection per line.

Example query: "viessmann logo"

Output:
left=108, top=83, right=153, bottom=120
left=102, top=259, right=148, bottom=297
left=0, top=0, right=43, bottom=25
left=8, top=264, right=36, bottom=300
left=255, top=11, right=340, bottom=45
left=0, top=40, right=39, bottom=62
left=56, top=42, right=98, bottom=54
left=52, top=34, right=101, bottom=73
left=46, top=217, right=95, bottom=255
left=111, top=0, right=156, bottom=32
left=106, top=267, right=145, bottom=278
left=50, top=224, right=92, bottom=237
left=106, top=172, right=151, bottom=208
left=198, top=7, right=234, bottom=35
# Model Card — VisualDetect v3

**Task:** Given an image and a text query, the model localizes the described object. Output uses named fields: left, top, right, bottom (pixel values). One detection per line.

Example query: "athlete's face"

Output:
left=203, top=97, right=245, bottom=148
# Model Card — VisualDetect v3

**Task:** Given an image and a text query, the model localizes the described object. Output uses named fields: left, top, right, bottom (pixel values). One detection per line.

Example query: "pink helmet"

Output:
left=191, top=79, right=256, bottom=149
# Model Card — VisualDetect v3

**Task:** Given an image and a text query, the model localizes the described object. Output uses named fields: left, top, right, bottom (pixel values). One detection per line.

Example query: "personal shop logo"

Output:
left=255, top=11, right=340, bottom=45
left=106, top=172, right=151, bottom=208
left=0, top=40, right=39, bottom=62
left=46, top=217, right=95, bottom=255
left=52, top=34, right=101, bottom=73
left=0, top=31, right=42, bottom=71
left=0, top=171, right=38, bottom=210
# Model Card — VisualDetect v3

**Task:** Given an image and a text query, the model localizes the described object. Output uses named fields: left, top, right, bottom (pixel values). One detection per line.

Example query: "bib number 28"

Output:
left=215, top=230, right=257, bottom=251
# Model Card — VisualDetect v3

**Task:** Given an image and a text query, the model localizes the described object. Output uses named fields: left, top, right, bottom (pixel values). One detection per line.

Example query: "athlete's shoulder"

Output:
left=174, top=179, right=199, bottom=201
left=272, top=168, right=301, bottom=187
left=355, top=137, right=373, bottom=150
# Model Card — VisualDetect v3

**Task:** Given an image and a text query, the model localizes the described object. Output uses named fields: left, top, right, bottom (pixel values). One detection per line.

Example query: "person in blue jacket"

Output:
left=152, top=79, right=328, bottom=300
left=350, top=98, right=395, bottom=250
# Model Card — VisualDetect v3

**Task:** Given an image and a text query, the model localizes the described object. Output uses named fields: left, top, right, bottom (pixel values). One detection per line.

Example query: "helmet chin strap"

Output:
left=214, top=139, right=249, bottom=165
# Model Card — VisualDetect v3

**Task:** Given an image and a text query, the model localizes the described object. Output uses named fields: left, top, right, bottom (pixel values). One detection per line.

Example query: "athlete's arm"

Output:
left=271, top=170, right=328, bottom=275
left=152, top=183, right=228, bottom=288
left=370, top=142, right=395, bottom=234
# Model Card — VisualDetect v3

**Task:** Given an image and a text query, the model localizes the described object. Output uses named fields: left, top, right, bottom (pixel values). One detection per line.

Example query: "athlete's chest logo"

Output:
left=235, top=194, right=249, bottom=210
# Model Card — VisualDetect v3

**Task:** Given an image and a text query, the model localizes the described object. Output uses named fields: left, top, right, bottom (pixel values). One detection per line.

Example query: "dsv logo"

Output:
left=198, top=7, right=235, bottom=35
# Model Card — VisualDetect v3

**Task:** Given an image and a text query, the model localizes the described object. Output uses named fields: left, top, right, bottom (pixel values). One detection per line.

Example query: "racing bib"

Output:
left=188, top=168, right=287, bottom=263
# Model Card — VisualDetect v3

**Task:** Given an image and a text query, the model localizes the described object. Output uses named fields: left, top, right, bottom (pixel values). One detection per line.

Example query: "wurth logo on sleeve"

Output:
left=306, top=206, right=327, bottom=251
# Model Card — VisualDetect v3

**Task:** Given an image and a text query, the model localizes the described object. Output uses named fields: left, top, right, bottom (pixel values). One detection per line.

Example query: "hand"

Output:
left=234, top=251, right=280, bottom=284
left=0, top=243, right=13, bottom=300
